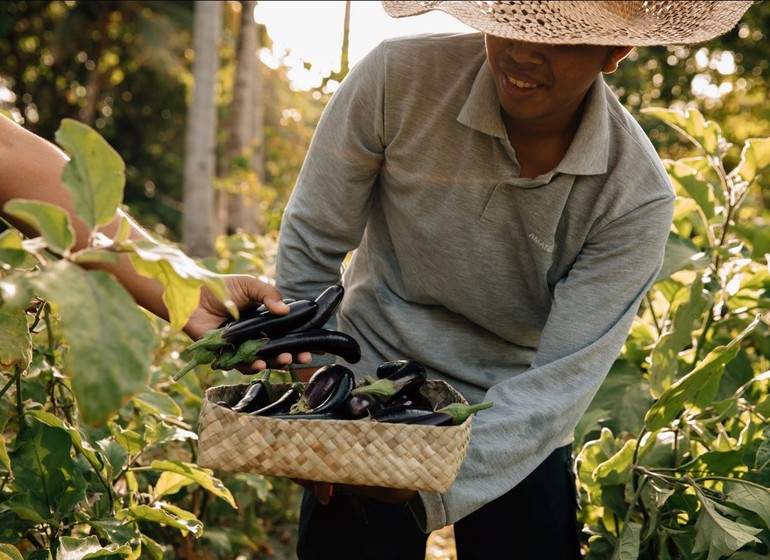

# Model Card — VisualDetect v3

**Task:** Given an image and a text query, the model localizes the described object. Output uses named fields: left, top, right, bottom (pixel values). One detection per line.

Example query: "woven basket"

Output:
left=197, top=379, right=471, bottom=493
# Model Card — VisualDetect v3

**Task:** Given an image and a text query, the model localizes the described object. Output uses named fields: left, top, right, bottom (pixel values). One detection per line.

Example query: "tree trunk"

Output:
left=219, top=0, right=260, bottom=236
left=182, top=0, right=222, bottom=257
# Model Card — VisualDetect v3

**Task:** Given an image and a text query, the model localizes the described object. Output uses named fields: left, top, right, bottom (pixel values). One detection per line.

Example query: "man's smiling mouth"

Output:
left=508, top=76, right=539, bottom=89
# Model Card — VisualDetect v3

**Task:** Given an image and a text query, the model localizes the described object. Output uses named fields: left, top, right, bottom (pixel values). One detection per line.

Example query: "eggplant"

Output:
left=256, top=329, right=361, bottom=364
left=377, top=402, right=494, bottom=425
left=370, top=405, right=435, bottom=423
left=376, top=359, right=426, bottom=380
left=290, top=285, right=345, bottom=332
left=351, top=360, right=427, bottom=402
left=271, top=412, right=346, bottom=421
left=290, top=364, right=356, bottom=414
left=249, top=383, right=303, bottom=416
left=231, top=380, right=272, bottom=413
left=222, top=299, right=319, bottom=343
left=344, top=392, right=383, bottom=419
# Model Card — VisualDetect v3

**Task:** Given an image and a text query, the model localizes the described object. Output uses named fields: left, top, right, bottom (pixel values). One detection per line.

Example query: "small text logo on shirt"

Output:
left=528, top=232, right=555, bottom=253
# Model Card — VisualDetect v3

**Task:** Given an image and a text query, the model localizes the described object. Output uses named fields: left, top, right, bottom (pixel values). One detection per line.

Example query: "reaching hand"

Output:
left=184, top=274, right=313, bottom=371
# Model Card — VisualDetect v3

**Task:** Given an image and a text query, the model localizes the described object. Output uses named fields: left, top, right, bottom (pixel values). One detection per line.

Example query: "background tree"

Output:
left=181, top=0, right=222, bottom=257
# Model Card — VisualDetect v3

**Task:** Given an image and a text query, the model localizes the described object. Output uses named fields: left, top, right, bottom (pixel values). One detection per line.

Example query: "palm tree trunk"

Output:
left=182, top=0, right=222, bottom=257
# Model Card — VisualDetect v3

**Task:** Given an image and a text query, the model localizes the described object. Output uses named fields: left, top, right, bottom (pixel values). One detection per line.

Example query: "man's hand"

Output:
left=184, top=274, right=312, bottom=371
left=292, top=479, right=417, bottom=506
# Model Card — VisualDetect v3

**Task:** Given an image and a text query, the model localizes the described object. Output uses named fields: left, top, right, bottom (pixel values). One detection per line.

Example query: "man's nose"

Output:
left=505, top=41, right=546, bottom=65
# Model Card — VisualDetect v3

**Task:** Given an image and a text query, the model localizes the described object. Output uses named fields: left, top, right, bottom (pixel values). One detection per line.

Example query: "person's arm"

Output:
left=413, top=193, right=674, bottom=532
left=275, top=43, right=387, bottom=375
left=0, top=116, right=307, bottom=368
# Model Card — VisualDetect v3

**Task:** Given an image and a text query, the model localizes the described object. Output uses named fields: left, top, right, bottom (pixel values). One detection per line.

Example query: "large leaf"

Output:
left=26, top=410, right=106, bottom=477
left=132, top=390, right=182, bottom=419
left=726, top=482, right=770, bottom=531
left=7, top=416, right=87, bottom=523
left=0, top=304, right=31, bottom=371
left=0, top=229, right=32, bottom=268
left=54, top=119, right=125, bottom=231
left=150, top=460, right=236, bottom=508
left=648, top=274, right=713, bottom=397
left=32, top=261, right=156, bottom=426
left=692, top=494, right=762, bottom=560
left=116, top=504, right=203, bottom=537
left=657, top=233, right=710, bottom=281
left=593, top=439, right=637, bottom=486
left=734, top=137, right=770, bottom=185
left=55, top=535, right=133, bottom=559
left=642, top=107, right=721, bottom=155
left=610, top=522, right=641, bottom=560
left=645, top=316, right=759, bottom=431
left=663, top=159, right=717, bottom=225
left=129, top=240, right=229, bottom=332
left=2, top=200, right=75, bottom=255
left=0, top=544, right=24, bottom=560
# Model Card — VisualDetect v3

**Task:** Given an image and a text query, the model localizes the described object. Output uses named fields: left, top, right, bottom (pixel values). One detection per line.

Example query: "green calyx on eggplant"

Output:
left=352, top=359, right=426, bottom=401
left=289, top=364, right=356, bottom=414
left=374, top=402, right=494, bottom=426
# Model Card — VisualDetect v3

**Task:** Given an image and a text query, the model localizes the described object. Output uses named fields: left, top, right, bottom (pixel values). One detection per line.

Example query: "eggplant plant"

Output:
left=575, top=107, right=770, bottom=559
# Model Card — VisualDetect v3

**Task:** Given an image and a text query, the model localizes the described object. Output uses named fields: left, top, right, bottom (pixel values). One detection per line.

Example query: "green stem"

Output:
left=0, top=365, right=23, bottom=400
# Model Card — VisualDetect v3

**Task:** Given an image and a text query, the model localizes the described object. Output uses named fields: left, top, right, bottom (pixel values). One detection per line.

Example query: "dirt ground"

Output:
left=426, top=526, right=457, bottom=560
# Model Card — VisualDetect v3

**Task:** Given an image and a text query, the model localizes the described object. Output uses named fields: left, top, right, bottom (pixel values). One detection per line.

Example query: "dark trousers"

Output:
left=296, top=444, right=581, bottom=560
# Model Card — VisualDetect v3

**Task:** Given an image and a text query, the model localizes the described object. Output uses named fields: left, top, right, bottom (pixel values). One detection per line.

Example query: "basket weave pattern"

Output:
left=198, top=380, right=471, bottom=492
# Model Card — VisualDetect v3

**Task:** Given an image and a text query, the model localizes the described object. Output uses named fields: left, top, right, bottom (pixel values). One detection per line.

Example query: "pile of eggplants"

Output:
left=220, top=359, right=493, bottom=426
left=173, top=285, right=361, bottom=381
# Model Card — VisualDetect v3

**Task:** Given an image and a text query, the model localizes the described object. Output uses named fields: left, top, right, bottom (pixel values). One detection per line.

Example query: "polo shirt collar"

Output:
left=457, top=65, right=610, bottom=176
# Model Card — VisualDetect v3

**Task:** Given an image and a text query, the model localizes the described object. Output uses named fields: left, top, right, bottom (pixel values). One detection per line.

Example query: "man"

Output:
left=275, top=1, right=753, bottom=558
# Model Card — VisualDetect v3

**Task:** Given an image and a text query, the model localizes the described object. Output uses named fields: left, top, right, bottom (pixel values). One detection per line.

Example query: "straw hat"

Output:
left=381, top=1, right=754, bottom=46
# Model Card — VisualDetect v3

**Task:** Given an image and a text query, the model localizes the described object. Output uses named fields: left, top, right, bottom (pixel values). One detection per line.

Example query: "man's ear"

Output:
left=602, top=46, right=634, bottom=73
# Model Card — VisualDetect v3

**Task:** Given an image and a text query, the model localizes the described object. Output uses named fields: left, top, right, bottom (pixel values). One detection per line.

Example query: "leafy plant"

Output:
left=576, top=107, right=770, bottom=559
left=0, top=118, right=284, bottom=558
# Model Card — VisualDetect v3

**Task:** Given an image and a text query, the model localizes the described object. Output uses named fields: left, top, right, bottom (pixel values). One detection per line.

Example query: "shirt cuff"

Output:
left=408, top=491, right=448, bottom=534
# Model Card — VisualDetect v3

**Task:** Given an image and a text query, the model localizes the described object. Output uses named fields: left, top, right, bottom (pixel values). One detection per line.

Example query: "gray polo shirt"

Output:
left=276, top=33, right=674, bottom=532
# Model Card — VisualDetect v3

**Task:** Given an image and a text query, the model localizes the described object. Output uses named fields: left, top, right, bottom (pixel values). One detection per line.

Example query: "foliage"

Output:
left=0, top=119, right=300, bottom=558
left=575, top=106, right=770, bottom=559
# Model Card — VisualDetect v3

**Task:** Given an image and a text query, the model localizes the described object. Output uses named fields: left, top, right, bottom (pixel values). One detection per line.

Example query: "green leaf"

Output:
left=0, top=304, right=31, bottom=371
left=692, top=494, right=762, bottom=560
left=26, top=410, right=106, bottom=477
left=116, top=504, right=203, bottom=537
left=648, top=274, right=712, bottom=398
left=645, top=317, right=759, bottom=431
left=734, top=137, right=770, bottom=185
left=593, top=439, right=637, bottom=485
left=54, top=118, right=125, bottom=231
left=642, top=106, right=721, bottom=155
left=153, top=472, right=195, bottom=500
left=32, top=261, right=156, bottom=426
left=610, top=521, right=641, bottom=560
left=129, top=240, right=228, bottom=332
left=56, top=535, right=133, bottom=559
left=725, top=481, right=770, bottom=530
left=2, top=200, right=74, bottom=255
left=663, top=159, right=717, bottom=224
left=132, top=390, right=182, bottom=419
left=658, top=233, right=710, bottom=280
left=8, top=415, right=87, bottom=522
left=0, top=229, right=31, bottom=267
left=108, top=423, right=146, bottom=456
left=0, top=544, right=24, bottom=560
left=150, top=460, right=236, bottom=508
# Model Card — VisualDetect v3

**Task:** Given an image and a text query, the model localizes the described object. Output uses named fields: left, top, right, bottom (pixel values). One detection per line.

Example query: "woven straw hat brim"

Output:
left=381, top=1, right=754, bottom=46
